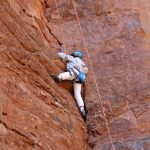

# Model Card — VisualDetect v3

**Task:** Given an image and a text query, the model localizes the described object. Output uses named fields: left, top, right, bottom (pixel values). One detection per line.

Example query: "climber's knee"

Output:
left=58, top=72, right=75, bottom=80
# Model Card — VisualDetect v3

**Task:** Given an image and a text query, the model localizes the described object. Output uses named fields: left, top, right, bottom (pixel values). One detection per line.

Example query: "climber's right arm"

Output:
left=58, top=52, right=73, bottom=62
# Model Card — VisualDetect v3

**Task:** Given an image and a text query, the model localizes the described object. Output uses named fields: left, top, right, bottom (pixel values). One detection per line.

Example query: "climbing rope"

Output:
left=71, top=0, right=115, bottom=149
left=0, top=93, right=4, bottom=149
left=69, top=0, right=79, bottom=50
left=54, top=0, right=66, bottom=52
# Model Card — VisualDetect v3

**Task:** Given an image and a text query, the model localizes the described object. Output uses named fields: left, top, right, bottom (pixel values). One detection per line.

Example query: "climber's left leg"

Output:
left=73, top=82, right=86, bottom=121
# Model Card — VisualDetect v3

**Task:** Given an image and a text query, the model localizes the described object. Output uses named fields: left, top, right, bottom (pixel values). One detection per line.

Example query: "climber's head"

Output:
left=71, top=51, right=83, bottom=59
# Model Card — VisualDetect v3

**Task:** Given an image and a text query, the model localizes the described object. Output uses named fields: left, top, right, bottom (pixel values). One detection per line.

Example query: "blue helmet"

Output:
left=71, top=51, right=83, bottom=59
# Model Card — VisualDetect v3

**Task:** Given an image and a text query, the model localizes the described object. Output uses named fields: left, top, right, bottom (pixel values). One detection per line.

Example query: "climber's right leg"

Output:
left=58, top=72, right=75, bottom=80
left=51, top=72, right=75, bottom=82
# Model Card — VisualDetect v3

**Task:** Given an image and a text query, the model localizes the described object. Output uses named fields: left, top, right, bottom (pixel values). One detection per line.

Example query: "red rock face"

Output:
left=0, top=0, right=150, bottom=150
left=46, top=0, right=150, bottom=149
left=0, top=0, right=89, bottom=149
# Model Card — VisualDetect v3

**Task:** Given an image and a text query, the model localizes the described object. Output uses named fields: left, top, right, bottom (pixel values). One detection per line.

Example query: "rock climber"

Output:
left=51, top=50, right=88, bottom=121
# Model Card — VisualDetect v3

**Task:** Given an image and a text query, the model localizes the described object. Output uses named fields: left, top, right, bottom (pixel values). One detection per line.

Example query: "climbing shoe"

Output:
left=80, top=109, right=87, bottom=121
left=50, top=74, right=62, bottom=82
left=84, top=105, right=88, bottom=115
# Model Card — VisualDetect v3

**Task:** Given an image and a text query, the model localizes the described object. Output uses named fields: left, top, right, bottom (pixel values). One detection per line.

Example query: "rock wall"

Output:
left=0, top=0, right=89, bottom=149
left=45, top=0, right=150, bottom=149
left=0, top=0, right=150, bottom=150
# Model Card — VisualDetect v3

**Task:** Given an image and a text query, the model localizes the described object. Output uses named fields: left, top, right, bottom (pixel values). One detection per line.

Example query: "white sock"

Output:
left=80, top=106, right=84, bottom=112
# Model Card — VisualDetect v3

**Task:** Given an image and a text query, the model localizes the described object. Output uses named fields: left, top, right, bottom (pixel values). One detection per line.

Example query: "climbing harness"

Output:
left=70, top=0, right=115, bottom=149
left=54, top=0, right=66, bottom=52
left=73, top=66, right=86, bottom=83
left=69, top=67, right=86, bottom=84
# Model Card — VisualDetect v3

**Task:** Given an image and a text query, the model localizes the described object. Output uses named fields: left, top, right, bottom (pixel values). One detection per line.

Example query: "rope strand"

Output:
left=71, top=0, right=115, bottom=149
left=54, top=0, right=66, bottom=52
left=0, top=92, right=4, bottom=149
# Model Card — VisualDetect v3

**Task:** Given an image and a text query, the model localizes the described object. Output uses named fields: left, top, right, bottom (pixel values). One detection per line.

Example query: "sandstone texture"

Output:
left=0, top=0, right=89, bottom=150
left=0, top=0, right=150, bottom=150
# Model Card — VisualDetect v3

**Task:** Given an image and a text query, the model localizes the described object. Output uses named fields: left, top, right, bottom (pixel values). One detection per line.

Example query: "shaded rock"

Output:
left=46, top=0, right=150, bottom=149
left=94, top=136, right=150, bottom=150
left=0, top=0, right=149, bottom=149
left=0, top=123, right=8, bottom=136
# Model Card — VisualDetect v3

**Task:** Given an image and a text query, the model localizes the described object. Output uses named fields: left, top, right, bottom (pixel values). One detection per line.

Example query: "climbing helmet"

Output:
left=71, top=51, right=83, bottom=59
